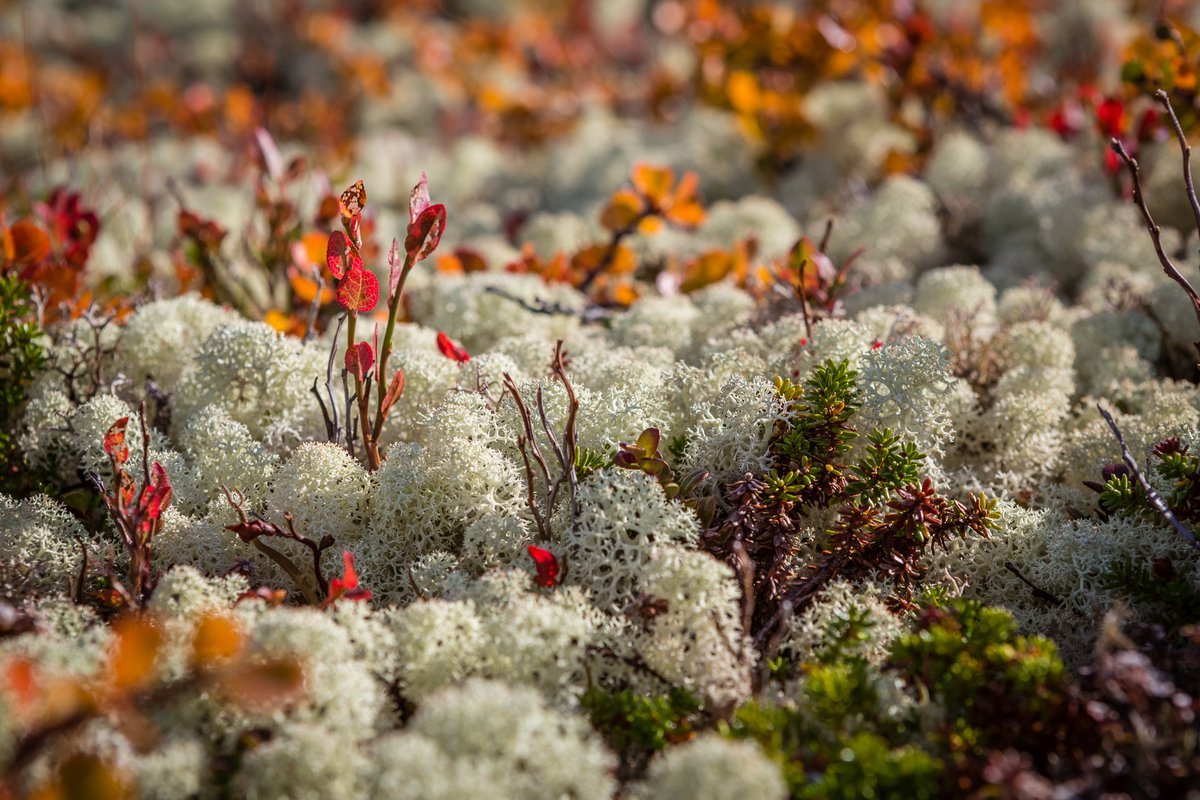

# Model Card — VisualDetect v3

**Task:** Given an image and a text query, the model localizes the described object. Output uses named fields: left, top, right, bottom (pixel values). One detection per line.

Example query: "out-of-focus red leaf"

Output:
left=436, top=331, right=470, bottom=363
left=324, top=551, right=371, bottom=605
left=527, top=545, right=560, bottom=589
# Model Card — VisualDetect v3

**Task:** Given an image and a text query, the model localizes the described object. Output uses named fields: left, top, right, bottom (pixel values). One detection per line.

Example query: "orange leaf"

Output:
left=600, top=190, right=645, bottom=232
left=338, top=180, right=366, bottom=219
left=7, top=220, right=51, bottom=266
left=681, top=250, right=735, bottom=293
left=726, top=70, right=760, bottom=114
left=109, top=616, right=162, bottom=692
left=213, top=658, right=305, bottom=710
left=631, top=164, right=674, bottom=205
left=191, top=615, right=244, bottom=665
left=37, top=753, right=132, bottom=800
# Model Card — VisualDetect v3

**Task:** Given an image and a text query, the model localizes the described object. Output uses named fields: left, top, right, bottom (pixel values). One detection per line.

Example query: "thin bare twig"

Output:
left=1154, top=89, right=1200, bottom=249
left=1110, top=136, right=1200, bottom=363
left=1098, top=403, right=1200, bottom=552
left=302, top=265, right=324, bottom=344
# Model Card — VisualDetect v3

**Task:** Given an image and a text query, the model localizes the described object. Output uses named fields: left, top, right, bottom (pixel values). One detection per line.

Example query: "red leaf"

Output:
left=337, top=264, right=379, bottom=314
left=527, top=545, right=560, bottom=589
left=1097, top=97, right=1125, bottom=138
left=104, top=418, right=130, bottom=467
left=140, top=461, right=173, bottom=521
left=326, top=231, right=360, bottom=280
left=325, top=551, right=371, bottom=605
left=405, top=204, right=446, bottom=262
left=436, top=331, right=470, bottom=363
left=380, top=367, right=406, bottom=416
left=388, top=237, right=404, bottom=298
left=409, top=172, right=431, bottom=224
left=344, top=340, right=375, bottom=378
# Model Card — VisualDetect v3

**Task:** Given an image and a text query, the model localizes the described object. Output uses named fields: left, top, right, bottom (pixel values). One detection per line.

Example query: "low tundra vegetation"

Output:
left=3, top=1, right=1200, bottom=797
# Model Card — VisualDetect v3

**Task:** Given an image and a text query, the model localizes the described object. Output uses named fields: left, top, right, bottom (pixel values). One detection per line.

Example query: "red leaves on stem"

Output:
left=527, top=545, right=560, bottom=589
left=436, top=331, right=470, bottom=362
left=405, top=172, right=446, bottom=262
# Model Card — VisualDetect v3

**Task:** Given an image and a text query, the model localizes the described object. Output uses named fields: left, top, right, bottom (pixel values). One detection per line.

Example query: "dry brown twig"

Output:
left=1097, top=403, right=1200, bottom=553
left=1109, top=90, right=1200, bottom=365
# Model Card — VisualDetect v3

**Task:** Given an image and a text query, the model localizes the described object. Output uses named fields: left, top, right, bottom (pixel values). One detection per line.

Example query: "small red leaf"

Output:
left=104, top=418, right=130, bottom=467
left=436, top=331, right=470, bottom=363
left=405, top=204, right=446, bottom=262
left=380, top=367, right=406, bottom=416
left=344, top=340, right=375, bottom=379
left=325, top=551, right=371, bottom=606
left=388, top=237, right=404, bottom=298
left=337, top=264, right=379, bottom=314
left=409, top=172, right=431, bottom=224
left=326, top=231, right=360, bottom=280
left=527, top=545, right=560, bottom=589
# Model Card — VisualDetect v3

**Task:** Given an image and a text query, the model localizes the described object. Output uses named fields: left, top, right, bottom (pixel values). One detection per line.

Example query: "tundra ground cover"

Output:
left=2, top=1, right=1200, bottom=797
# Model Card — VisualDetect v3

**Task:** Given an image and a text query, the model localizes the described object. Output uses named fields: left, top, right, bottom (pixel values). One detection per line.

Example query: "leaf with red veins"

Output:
left=409, top=172, right=431, bottom=224
left=405, top=204, right=447, bottom=262
left=527, top=545, right=560, bottom=589
left=337, top=263, right=379, bottom=313
left=436, top=331, right=470, bottom=363
left=344, top=340, right=375, bottom=379
left=387, top=237, right=403, bottom=298
left=325, top=551, right=371, bottom=605
left=326, top=230, right=361, bottom=280
left=104, top=417, right=130, bottom=467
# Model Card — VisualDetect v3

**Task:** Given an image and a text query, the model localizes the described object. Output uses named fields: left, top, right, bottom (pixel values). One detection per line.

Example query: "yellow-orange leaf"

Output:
left=191, top=615, right=244, bottom=665
left=630, top=164, right=674, bottom=205
left=213, top=658, right=304, bottom=710
left=600, top=190, right=644, bottom=232
left=7, top=219, right=51, bottom=266
left=681, top=250, right=734, bottom=293
left=264, top=309, right=293, bottom=334
left=636, top=215, right=664, bottom=235
left=726, top=70, right=760, bottom=114
left=33, top=753, right=132, bottom=800
left=109, top=616, right=162, bottom=692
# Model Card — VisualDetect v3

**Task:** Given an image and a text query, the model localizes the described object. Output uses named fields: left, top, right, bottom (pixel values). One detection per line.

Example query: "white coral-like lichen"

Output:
left=235, top=723, right=368, bottom=800
left=0, top=494, right=90, bottom=596
left=634, top=545, right=752, bottom=707
left=266, top=441, right=373, bottom=547
left=171, top=320, right=324, bottom=449
left=380, top=678, right=616, bottom=800
left=634, top=735, right=787, bottom=800
left=564, top=470, right=701, bottom=613
left=857, top=336, right=957, bottom=458
left=114, top=294, right=241, bottom=390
